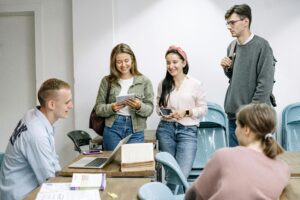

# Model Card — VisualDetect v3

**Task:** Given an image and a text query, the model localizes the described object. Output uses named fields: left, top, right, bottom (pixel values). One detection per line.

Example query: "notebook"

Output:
left=69, top=134, right=131, bottom=169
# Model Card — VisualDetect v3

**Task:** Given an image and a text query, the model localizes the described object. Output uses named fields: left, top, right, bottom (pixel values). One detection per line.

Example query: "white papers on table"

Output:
left=36, top=182, right=100, bottom=200
left=36, top=190, right=100, bottom=200
left=39, top=183, right=71, bottom=193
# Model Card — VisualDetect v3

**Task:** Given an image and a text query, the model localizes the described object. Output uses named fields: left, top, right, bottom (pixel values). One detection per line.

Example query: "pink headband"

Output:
left=167, top=45, right=188, bottom=62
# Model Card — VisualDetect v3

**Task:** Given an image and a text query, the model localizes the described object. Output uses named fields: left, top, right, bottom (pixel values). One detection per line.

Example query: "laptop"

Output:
left=69, top=134, right=132, bottom=169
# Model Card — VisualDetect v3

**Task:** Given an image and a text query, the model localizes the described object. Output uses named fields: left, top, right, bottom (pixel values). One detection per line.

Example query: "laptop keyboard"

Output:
left=85, top=158, right=107, bottom=167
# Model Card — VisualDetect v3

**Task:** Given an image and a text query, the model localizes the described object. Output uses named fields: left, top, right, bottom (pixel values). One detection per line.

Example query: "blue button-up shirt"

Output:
left=0, top=107, right=61, bottom=200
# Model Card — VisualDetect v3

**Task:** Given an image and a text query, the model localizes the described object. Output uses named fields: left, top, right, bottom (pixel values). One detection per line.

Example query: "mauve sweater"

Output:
left=185, top=147, right=290, bottom=200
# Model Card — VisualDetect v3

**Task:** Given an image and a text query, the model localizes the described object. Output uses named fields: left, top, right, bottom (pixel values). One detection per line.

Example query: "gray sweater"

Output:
left=224, top=35, right=275, bottom=118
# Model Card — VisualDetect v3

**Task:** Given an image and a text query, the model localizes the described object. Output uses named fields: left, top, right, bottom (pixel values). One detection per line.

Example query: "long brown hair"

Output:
left=108, top=43, right=141, bottom=82
left=159, top=47, right=189, bottom=107
left=237, top=103, right=284, bottom=158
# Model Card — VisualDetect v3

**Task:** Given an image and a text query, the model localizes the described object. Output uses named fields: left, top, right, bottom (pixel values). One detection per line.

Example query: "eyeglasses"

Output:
left=226, top=19, right=243, bottom=26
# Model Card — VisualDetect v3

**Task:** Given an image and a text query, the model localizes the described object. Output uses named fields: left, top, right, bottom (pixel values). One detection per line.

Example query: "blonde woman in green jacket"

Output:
left=95, top=43, right=154, bottom=150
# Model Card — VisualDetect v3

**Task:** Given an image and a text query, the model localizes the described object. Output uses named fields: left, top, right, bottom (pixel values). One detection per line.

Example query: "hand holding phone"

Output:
left=160, top=108, right=172, bottom=117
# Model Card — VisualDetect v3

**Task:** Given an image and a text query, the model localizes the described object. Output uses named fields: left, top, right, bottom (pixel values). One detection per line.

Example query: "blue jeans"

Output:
left=228, top=118, right=239, bottom=147
left=156, top=121, right=197, bottom=193
left=103, top=115, right=144, bottom=150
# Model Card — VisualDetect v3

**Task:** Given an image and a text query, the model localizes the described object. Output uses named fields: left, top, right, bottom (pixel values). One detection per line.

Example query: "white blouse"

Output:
left=156, top=75, right=207, bottom=126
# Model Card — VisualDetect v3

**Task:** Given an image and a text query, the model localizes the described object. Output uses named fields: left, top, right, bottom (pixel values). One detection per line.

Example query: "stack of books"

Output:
left=70, top=173, right=106, bottom=191
left=121, top=143, right=155, bottom=172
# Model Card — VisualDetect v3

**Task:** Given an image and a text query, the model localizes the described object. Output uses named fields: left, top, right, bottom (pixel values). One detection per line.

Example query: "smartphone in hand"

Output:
left=160, top=108, right=172, bottom=116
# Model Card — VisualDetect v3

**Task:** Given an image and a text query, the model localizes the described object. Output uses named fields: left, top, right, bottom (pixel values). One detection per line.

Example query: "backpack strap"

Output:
left=229, top=40, right=237, bottom=61
left=105, top=78, right=111, bottom=104
left=225, top=40, right=237, bottom=80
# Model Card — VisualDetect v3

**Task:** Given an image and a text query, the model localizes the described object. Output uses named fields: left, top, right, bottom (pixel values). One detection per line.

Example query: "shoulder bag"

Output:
left=89, top=79, right=111, bottom=136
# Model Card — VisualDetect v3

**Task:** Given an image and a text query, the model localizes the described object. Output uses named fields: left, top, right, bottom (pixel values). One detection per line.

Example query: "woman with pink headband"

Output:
left=156, top=45, right=207, bottom=193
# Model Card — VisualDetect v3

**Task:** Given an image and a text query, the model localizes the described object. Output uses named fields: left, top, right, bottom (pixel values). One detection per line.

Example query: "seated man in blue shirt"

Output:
left=0, top=78, right=73, bottom=200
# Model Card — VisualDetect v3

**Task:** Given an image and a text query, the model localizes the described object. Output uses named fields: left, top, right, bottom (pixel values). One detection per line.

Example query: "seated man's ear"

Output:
left=46, top=99, right=55, bottom=111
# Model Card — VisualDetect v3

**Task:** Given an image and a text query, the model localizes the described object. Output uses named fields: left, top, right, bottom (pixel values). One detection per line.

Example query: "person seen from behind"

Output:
left=185, top=103, right=290, bottom=200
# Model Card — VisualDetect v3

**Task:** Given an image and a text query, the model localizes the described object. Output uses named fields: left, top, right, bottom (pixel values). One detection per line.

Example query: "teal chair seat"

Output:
left=138, top=182, right=184, bottom=200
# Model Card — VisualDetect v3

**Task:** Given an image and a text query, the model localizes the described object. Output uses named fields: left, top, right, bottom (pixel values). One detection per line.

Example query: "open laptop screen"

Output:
left=69, top=134, right=132, bottom=169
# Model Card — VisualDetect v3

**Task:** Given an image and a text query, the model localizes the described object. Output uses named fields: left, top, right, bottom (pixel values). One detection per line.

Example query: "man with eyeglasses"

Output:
left=220, top=4, right=276, bottom=147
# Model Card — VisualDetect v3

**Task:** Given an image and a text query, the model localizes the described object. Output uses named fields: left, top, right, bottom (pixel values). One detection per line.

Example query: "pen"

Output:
left=100, top=173, right=106, bottom=191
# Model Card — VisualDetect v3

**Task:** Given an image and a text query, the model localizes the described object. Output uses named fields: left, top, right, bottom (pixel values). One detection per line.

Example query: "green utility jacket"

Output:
left=95, top=75, right=154, bottom=133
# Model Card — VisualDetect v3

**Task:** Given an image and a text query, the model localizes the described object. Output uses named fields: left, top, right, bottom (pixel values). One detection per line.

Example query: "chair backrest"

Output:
left=192, top=102, right=228, bottom=169
left=155, top=152, right=189, bottom=191
left=138, top=182, right=177, bottom=200
left=282, top=103, right=300, bottom=151
left=0, top=153, right=4, bottom=168
left=188, top=102, right=228, bottom=182
left=67, top=130, right=91, bottom=153
left=200, top=102, right=227, bottom=130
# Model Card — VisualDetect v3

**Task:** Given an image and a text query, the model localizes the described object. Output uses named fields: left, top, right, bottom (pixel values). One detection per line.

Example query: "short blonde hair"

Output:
left=38, top=78, right=70, bottom=107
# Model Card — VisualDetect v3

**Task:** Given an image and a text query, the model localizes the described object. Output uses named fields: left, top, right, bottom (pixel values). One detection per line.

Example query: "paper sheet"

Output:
left=36, top=190, right=100, bottom=200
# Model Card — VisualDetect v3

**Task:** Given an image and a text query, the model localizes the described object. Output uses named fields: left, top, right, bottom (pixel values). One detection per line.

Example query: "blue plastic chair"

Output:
left=281, top=103, right=300, bottom=151
left=138, top=182, right=184, bottom=200
left=188, top=102, right=228, bottom=182
left=155, top=152, right=189, bottom=195
left=0, top=153, right=4, bottom=168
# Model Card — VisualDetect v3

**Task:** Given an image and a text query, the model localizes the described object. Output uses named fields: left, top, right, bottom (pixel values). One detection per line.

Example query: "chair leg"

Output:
left=174, top=185, right=179, bottom=195
left=155, top=162, right=163, bottom=182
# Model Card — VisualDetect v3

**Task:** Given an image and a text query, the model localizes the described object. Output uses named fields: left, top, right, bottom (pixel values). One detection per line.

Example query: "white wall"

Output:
left=1, top=0, right=300, bottom=168
left=39, top=0, right=76, bottom=164
left=0, top=13, right=36, bottom=152
left=73, top=0, right=300, bottom=141
left=0, top=0, right=76, bottom=167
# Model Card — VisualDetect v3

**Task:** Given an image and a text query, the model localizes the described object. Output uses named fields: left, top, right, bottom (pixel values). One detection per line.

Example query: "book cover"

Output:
left=70, top=173, right=106, bottom=191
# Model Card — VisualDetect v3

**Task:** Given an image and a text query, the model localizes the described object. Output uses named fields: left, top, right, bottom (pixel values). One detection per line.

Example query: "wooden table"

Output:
left=144, top=129, right=156, bottom=143
left=278, top=151, right=300, bottom=177
left=58, top=151, right=155, bottom=177
left=23, top=177, right=152, bottom=200
left=280, top=177, right=300, bottom=200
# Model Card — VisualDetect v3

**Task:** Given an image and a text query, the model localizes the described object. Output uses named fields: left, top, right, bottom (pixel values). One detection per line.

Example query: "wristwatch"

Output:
left=185, top=110, right=190, bottom=116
